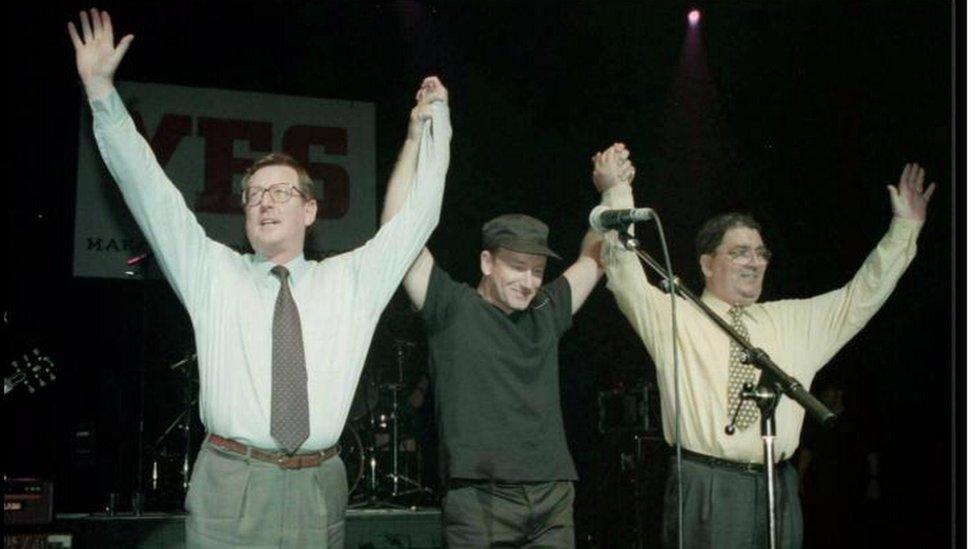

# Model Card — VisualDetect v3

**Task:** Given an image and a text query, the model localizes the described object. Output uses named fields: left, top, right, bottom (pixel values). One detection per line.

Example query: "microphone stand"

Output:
left=614, top=229, right=836, bottom=549
left=125, top=251, right=153, bottom=516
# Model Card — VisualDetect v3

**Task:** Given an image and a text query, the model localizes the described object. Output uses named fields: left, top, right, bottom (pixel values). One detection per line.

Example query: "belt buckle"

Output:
left=274, top=453, right=298, bottom=469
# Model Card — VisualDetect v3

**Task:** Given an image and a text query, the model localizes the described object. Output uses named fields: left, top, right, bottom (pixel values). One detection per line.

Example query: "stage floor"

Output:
left=6, top=508, right=443, bottom=548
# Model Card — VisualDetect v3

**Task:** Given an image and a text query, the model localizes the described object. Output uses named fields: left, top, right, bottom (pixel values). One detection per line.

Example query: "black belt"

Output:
left=447, top=479, right=493, bottom=489
left=676, top=448, right=784, bottom=474
left=446, top=479, right=564, bottom=490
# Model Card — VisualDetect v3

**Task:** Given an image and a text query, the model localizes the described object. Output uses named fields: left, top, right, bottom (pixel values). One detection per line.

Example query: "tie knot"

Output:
left=271, top=265, right=290, bottom=281
left=730, top=305, right=744, bottom=320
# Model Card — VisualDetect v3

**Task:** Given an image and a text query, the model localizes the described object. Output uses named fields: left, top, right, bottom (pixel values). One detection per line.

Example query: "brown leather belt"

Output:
left=207, top=434, right=338, bottom=470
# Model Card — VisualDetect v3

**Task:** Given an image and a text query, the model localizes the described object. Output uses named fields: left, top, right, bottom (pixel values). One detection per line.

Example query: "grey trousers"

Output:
left=662, top=456, right=803, bottom=549
left=442, top=480, right=575, bottom=548
left=184, top=439, right=347, bottom=549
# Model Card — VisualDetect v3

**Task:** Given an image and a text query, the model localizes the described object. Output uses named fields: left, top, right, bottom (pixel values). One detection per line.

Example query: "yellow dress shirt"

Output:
left=600, top=184, right=922, bottom=463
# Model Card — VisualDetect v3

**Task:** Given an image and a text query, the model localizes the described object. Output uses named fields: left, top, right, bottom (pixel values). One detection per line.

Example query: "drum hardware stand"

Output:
left=364, top=339, right=433, bottom=509
left=388, top=339, right=432, bottom=500
left=149, top=353, right=197, bottom=500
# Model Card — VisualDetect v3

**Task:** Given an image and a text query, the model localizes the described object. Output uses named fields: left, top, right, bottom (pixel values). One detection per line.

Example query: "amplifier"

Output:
left=597, top=382, right=660, bottom=434
left=4, top=478, right=54, bottom=525
left=3, top=533, right=72, bottom=548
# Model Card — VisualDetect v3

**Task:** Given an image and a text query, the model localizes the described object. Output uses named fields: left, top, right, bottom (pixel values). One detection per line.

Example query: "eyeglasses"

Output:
left=241, top=183, right=308, bottom=206
left=722, top=246, right=772, bottom=265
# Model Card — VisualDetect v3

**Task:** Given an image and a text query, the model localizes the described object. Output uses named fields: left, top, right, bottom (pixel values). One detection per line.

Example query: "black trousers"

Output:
left=662, top=455, right=803, bottom=549
left=442, top=480, right=575, bottom=548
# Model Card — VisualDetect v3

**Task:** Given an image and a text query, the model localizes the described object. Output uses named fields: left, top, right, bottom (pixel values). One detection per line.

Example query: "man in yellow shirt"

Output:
left=596, top=158, right=933, bottom=548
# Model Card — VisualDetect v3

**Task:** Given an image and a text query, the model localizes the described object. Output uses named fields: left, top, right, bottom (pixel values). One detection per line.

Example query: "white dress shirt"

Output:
left=91, top=90, right=451, bottom=451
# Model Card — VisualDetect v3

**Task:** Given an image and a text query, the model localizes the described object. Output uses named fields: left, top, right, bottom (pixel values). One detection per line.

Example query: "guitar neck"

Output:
left=4, top=373, right=26, bottom=395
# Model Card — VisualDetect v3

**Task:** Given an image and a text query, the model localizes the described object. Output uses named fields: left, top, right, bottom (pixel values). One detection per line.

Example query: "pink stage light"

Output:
left=688, top=9, right=701, bottom=25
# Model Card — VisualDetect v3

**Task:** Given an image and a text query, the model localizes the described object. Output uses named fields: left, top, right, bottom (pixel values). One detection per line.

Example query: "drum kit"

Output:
left=145, top=337, right=435, bottom=511
left=337, top=338, right=435, bottom=508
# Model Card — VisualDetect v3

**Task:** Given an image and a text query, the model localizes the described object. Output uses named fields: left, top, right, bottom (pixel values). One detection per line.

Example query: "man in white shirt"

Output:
left=68, top=9, right=451, bottom=547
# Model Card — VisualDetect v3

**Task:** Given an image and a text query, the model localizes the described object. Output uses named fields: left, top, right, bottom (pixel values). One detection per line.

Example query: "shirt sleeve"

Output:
left=541, top=276, right=573, bottom=335
left=346, top=101, right=452, bottom=320
left=90, top=90, right=220, bottom=316
left=419, top=263, right=463, bottom=331
left=764, top=217, right=923, bottom=373
left=600, top=184, right=676, bottom=349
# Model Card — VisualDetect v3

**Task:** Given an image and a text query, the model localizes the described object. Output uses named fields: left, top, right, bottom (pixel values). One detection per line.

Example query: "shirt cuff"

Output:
left=89, top=89, right=128, bottom=126
left=888, top=216, right=924, bottom=242
left=600, top=184, right=636, bottom=209
left=600, top=185, right=637, bottom=255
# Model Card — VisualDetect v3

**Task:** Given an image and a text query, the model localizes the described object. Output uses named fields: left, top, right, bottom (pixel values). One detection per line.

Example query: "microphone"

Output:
left=588, top=205, right=655, bottom=232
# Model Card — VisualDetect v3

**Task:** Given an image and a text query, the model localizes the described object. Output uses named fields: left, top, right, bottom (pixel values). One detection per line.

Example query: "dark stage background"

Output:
left=6, top=1, right=955, bottom=547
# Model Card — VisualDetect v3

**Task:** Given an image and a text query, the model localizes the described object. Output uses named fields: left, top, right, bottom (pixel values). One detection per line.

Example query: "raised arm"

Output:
left=772, top=163, right=934, bottom=370
left=351, top=76, right=450, bottom=318
left=67, top=9, right=217, bottom=313
left=562, top=143, right=635, bottom=314
left=378, top=77, right=447, bottom=310
left=596, top=144, right=679, bottom=346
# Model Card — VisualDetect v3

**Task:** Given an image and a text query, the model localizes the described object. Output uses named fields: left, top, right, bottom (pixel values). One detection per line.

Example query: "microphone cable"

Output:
left=646, top=210, right=684, bottom=549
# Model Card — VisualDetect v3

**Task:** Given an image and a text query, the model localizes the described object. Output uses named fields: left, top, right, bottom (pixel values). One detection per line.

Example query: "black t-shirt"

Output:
left=420, top=264, right=577, bottom=482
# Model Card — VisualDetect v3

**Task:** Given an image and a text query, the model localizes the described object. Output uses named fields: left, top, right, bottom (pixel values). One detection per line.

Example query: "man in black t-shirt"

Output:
left=381, top=137, right=635, bottom=546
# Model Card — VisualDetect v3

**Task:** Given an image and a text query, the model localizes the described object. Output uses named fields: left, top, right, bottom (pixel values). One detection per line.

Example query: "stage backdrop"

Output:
left=73, top=81, right=376, bottom=278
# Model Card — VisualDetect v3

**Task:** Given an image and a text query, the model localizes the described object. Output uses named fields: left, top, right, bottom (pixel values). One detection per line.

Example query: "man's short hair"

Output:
left=694, top=212, right=762, bottom=257
left=241, top=152, right=315, bottom=200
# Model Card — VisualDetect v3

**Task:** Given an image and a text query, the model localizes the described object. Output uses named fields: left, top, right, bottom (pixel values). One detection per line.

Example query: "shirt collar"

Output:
left=250, top=252, right=311, bottom=284
left=701, top=289, right=756, bottom=320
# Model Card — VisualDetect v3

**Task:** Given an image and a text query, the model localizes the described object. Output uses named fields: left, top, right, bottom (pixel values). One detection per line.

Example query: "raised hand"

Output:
left=592, top=142, right=635, bottom=193
left=407, top=76, right=449, bottom=141
left=67, top=9, right=134, bottom=100
left=887, top=162, right=935, bottom=221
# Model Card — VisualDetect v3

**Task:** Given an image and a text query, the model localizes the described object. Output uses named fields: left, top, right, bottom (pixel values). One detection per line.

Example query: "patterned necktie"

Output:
left=727, top=305, right=760, bottom=428
left=270, top=266, right=309, bottom=454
